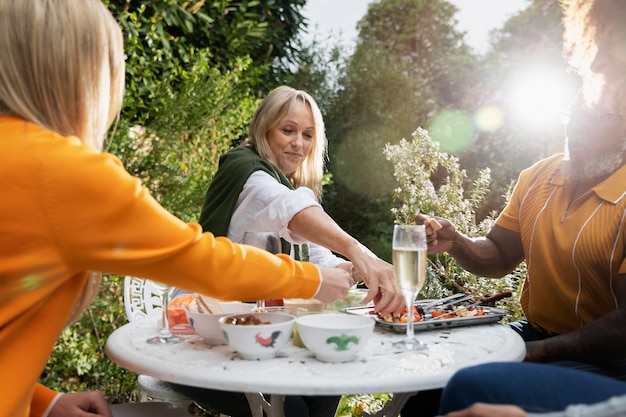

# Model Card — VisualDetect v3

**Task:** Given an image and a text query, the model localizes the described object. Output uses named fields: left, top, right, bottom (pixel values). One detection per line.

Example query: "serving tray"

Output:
left=342, top=301, right=510, bottom=332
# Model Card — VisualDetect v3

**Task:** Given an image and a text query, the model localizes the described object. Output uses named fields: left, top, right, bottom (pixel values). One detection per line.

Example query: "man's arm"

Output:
left=525, top=274, right=626, bottom=364
left=420, top=215, right=525, bottom=277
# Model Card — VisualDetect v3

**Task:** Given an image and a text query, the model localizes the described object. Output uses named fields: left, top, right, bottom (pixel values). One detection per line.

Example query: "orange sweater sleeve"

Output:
left=30, top=384, right=58, bottom=417
left=43, top=143, right=322, bottom=301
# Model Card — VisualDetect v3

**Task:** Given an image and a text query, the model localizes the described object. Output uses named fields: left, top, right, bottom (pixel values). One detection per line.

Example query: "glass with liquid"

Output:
left=392, top=224, right=427, bottom=351
left=146, top=281, right=182, bottom=344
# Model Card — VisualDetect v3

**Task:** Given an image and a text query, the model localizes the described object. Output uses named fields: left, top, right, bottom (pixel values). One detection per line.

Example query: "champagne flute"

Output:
left=242, top=231, right=282, bottom=311
left=146, top=281, right=182, bottom=344
left=392, top=224, right=428, bottom=351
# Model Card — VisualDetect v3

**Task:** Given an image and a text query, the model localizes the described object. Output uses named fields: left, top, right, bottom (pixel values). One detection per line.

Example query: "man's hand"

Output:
left=416, top=214, right=457, bottom=254
left=50, top=391, right=113, bottom=417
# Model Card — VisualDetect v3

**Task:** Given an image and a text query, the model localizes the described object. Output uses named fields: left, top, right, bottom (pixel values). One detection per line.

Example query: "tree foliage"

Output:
left=106, top=0, right=307, bottom=124
left=324, top=0, right=478, bottom=258
left=280, top=34, right=350, bottom=117
left=115, top=59, right=259, bottom=221
left=101, top=0, right=310, bottom=220
left=322, top=0, right=579, bottom=262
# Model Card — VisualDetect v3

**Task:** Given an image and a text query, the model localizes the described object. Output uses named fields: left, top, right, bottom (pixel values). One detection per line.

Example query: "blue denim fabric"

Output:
left=438, top=362, right=626, bottom=414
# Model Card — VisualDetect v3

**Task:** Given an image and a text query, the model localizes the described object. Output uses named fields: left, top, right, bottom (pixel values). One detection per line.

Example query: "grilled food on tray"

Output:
left=374, top=300, right=494, bottom=323
left=376, top=305, right=423, bottom=323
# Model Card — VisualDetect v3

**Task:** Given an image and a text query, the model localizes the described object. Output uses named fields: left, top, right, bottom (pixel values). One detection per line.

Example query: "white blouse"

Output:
left=228, top=171, right=347, bottom=268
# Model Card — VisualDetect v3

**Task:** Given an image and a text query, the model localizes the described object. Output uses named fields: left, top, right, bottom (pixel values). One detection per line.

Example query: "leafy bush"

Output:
left=113, top=59, right=259, bottom=222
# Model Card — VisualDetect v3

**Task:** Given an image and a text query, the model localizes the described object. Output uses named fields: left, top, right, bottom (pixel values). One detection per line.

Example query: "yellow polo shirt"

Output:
left=496, top=153, right=626, bottom=335
left=0, top=116, right=321, bottom=417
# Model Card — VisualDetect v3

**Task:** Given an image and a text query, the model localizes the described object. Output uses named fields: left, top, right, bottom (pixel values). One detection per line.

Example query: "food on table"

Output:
left=374, top=303, right=486, bottom=323
left=223, top=315, right=271, bottom=325
left=195, top=293, right=225, bottom=314
left=264, top=298, right=284, bottom=307
left=284, top=298, right=324, bottom=313
left=220, top=312, right=295, bottom=359
left=324, top=289, right=368, bottom=311
left=431, top=305, right=486, bottom=319
left=167, top=294, right=194, bottom=326
left=376, top=305, right=423, bottom=323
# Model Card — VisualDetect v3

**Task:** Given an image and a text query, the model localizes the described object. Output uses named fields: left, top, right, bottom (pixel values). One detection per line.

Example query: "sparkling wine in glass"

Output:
left=146, top=281, right=182, bottom=344
left=242, top=231, right=282, bottom=311
left=392, top=224, right=428, bottom=351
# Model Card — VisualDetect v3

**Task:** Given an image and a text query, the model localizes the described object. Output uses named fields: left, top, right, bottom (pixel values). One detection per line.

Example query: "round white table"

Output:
left=106, top=316, right=525, bottom=416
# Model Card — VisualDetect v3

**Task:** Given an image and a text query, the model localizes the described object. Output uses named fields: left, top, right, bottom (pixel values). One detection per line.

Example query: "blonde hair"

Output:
left=0, top=0, right=125, bottom=150
left=246, top=86, right=327, bottom=200
left=561, top=0, right=626, bottom=105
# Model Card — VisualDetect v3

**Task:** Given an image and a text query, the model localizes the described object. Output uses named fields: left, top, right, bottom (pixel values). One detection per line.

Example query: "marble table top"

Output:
left=105, top=314, right=526, bottom=396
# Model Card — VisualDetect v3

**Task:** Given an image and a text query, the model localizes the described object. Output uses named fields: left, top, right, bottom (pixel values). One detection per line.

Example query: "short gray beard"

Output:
left=562, top=146, right=625, bottom=182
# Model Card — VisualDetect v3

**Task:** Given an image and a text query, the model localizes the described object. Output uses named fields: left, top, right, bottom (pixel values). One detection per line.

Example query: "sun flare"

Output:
left=506, top=66, right=577, bottom=127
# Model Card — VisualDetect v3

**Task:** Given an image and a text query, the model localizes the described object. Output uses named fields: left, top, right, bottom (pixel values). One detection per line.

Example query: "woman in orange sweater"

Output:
left=0, top=1, right=354, bottom=417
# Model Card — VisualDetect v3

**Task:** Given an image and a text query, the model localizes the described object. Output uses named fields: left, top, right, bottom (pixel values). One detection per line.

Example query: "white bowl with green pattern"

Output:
left=296, top=313, right=374, bottom=362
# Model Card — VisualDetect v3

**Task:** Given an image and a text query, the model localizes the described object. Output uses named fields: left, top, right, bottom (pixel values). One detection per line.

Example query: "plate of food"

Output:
left=342, top=292, right=511, bottom=332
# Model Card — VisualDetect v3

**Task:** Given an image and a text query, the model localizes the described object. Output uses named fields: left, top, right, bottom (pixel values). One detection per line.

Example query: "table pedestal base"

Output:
left=246, top=391, right=416, bottom=417
left=245, top=392, right=283, bottom=417
left=364, top=392, right=415, bottom=417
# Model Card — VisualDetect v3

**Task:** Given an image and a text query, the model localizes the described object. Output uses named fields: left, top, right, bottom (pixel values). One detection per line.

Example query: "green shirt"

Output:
left=198, top=145, right=305, bottom=258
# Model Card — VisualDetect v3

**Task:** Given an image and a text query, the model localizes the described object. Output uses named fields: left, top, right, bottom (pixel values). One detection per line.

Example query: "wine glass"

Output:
left=392, top=224, right=428, bottom=351
left=242, top=231, right=282, bottom=311
left=146, top=281, right=182, bottom=344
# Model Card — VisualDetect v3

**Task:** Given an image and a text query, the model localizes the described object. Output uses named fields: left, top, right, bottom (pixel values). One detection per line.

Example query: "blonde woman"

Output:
left=199, top=86, right=403, bottom=315
left=191, top=86, right=400, bottom=417
left=0, top=2, right=352, bottom=417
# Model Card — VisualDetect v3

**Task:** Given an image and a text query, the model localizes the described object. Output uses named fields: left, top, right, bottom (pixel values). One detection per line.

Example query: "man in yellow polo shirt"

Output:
left=419, top=89, right=626, bottom=379
left=407, top=1, right=626, bottom=416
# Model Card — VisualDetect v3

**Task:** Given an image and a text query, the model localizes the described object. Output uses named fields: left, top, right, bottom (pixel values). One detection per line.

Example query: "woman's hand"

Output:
left=350, top=244, right=404, bottom=315
left=50, top=391, right=113, bottom=417
left=439, top=403, right=527, bottom=417
left=336, top=262, right=366, bottom=288
left=286, top=206, right=403, bottom=314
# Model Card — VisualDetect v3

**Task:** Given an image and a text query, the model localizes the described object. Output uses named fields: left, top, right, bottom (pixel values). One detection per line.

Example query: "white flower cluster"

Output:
left=384, top=128, right=523, bottom=311
left=383, top=127, right=491, bottom=234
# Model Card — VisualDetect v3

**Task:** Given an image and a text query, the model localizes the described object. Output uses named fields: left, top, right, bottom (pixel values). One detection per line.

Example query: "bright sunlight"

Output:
left=506, top=65, right=577, bottom=127
left=429, top=63, right=579, bottom=154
